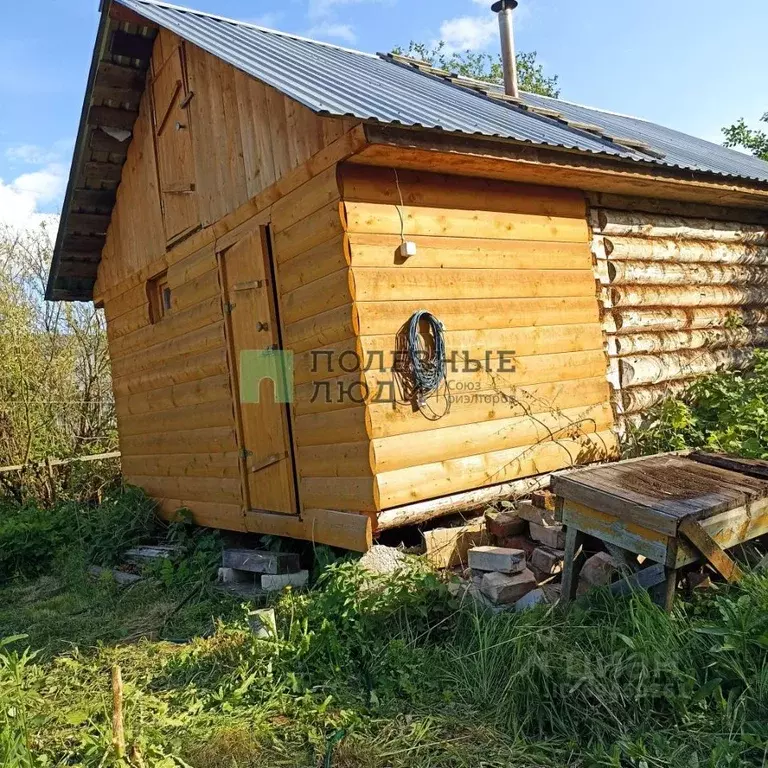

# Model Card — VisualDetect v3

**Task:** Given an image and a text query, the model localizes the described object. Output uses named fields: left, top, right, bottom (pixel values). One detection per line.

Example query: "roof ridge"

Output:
left=116, top=0, right=378, bottom=59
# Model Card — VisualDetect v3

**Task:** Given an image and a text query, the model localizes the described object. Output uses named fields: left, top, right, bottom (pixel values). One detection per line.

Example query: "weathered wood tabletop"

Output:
left=552, top=452, right=768, bottom=607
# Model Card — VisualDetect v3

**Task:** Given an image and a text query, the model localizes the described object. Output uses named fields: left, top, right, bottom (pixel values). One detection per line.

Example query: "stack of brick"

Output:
left=218, top=548, right=308, bottom=593
left=465, top=546, right=538, bottom=611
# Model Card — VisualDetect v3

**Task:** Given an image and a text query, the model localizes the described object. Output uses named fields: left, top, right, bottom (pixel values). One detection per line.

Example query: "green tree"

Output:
left=392, top=41, right=560, bottom=98
left=723, top=112, right=768, bottom=160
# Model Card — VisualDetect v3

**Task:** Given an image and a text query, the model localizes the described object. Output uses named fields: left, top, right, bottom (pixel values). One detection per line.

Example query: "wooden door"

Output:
left=220, top=227, right=297, bottom=514
left=151, top=44, right=198, bottom=243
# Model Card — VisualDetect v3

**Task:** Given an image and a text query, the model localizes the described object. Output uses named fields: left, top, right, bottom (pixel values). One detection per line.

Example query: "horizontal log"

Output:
left=281, top=267, right=352, bottom=326
left=617, top=347, right=755, bottom=388
left=371, top=402, right=613, bottom=473
left=271, top=166, right=340, bottom=232
left=294, top=406, right=369, bottom=447
left=351, top=267, right=597, bottom=301
left=170, top=268, right=221, bottom=313
left=112, top=321, right=226, bottom=379
left=125, top=474, right=242, bottom=506
left=120, top=425, right=238, bottom=456
left=377, top=473, right=551, bottom=530
left=373, top=430, right=619, bottom=509
left=92, top=82, right=141, bottom=107
left=600, top=236, right=768, bottom=266
left=340, top=164, right=587, bottom=219
left=345, top=201, right=589, bottom=243
left=605, top=306, right=768, bottom=334
left=244, top=508, right=373, bottom=552
left=355, top=296, right=599, bottom=335
left=608, top=326, right=768, bottom=357
left=278, top=235, right=348, bottom=295
left=614, top=379, right=695, bottom=415
left=116, top=373, right=231, bottom=418
left=298, top=441, right=373, bottom=478
left=105, top=303, right=150, bottom=340
left=112, top=347, right=228, bottom=397
left=300, top=476, right=377, bottom=512
left=156, top=499, right=246, bottom=532
left=121, top=452, right=241, bottom=480
left=349, top=233, right=592, bottom=270
left=595, top=210, right=768, bottom=245
left=63, top=234, right=106, bottom=252
left=606, top=260, right=768, bottom=287
left=367, top=375, right=611, bottom=440
left=110, top=296, right=221, bottom=357
left=272, top=200, right=345, bottom=263
left=89, top=129, right=132, bottom=155
left=119, top=398, right=234, bottom=437
left=609, top=285, right=768, bottom=309
left=283, top=304, right=357, bottom=355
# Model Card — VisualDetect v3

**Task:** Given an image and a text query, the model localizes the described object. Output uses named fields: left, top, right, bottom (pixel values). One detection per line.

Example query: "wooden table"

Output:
left=551, top=452, right=768, bottom=609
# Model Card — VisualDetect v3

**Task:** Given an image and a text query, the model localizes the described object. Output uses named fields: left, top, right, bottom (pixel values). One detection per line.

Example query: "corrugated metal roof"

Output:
left=116, top=0, right=768, bottom=184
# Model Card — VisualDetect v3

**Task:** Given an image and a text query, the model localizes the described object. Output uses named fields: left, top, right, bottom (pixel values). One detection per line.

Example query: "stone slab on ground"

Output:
left=515, top=587, right=550, bottom=612
left=531, top=547, right=564, bottom=576
left=261, top=570, right=309, bottom=592
left=124, top=545, right=180, bottom=564
left=468, top=546, right=526, bottom=574
left=514, top=500, right=556, bottom=527
left=480, top=569, right=537, bottom=605
left=577, top=552, right=619, bottom=595
left=222, top=548, right=300, bottom=575
left=248, top=608, right=277, bottom=638
left=484, top=509, right=527, bottom=539
left=359, top=545, right=407, bottom=575
left=88, top=566, right=142, bottom=586
left=529, top=521, right=566, bottom=549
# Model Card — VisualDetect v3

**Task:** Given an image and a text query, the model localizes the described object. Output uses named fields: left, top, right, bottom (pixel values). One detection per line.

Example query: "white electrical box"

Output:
left=399, top=241, right=417, bottom=258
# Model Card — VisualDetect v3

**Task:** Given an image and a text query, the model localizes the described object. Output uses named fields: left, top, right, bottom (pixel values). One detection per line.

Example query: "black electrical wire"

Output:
left=405, top=310, right=448, bottom=406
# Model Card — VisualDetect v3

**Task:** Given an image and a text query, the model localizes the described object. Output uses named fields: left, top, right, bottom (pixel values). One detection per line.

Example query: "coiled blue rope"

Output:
left=406, top=310, right=447, bottom=405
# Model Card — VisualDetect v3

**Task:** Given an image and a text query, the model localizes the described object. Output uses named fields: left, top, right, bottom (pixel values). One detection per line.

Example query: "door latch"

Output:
left=256, top=321, right=269, bottom=332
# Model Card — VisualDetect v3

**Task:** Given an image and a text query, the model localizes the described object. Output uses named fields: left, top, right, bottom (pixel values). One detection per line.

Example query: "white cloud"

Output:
left=306, top=21, right=357, bottom=43
left=437, top=14, right=497, bottom=53
left=0, top=164, right=65, bottom=232
left=6, top=144, right=60, bottom=165
left=247, top=12, right=282, bottom=29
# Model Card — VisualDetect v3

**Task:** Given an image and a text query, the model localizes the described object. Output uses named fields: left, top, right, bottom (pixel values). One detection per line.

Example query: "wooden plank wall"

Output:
left=270, top=167, right=376, bottom=512
left=103, top=234, right=246, bottom=529
left=590, top=193, right=768, bottom=430
left=95, top=29, right=358, bottom=298
left=339, top=165, right=619, bottom=511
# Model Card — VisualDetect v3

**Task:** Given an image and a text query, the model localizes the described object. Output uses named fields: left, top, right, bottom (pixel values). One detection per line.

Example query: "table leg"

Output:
left=650, top=566, right=678, bottom=612
left=560, top=526, right=585, bottom=605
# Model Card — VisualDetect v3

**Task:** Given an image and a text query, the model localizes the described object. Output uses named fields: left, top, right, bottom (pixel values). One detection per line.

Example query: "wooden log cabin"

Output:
left=47, top=0, right=768, bottom=551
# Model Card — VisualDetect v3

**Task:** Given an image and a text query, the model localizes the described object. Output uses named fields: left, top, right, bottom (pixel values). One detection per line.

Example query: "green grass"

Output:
left=2, top=488, right=768, bottom=767
left=2, top=549, right=768, bottom=767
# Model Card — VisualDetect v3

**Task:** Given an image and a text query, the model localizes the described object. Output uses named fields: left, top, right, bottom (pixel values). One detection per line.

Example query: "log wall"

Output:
left=104, top=234, right=246, bottom=529
left=590, top=194, right=768, bottom=426
left=339, top=165, right=619, bottom=510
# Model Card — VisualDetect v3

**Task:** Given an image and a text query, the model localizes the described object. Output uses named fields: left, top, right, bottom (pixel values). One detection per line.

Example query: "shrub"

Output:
left=629, top=349, right=768, bottom=457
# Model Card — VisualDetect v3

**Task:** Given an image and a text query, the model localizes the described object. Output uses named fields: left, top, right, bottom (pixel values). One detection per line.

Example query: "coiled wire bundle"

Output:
left=403, top=310, right=448, bottom=409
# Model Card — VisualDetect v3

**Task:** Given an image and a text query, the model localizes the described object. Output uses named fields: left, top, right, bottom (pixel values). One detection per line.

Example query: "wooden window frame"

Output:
left=148, top=271, right=171, bottom=323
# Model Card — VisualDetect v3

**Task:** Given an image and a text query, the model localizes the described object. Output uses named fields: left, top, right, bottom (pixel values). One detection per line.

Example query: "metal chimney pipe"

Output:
left=492, top=0, right=519, bottom=98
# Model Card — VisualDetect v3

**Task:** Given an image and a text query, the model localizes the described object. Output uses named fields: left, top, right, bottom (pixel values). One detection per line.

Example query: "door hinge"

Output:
left=224, top=301, right=236, bottom=314
left=239, top=448, right=253, bottom=460
left=250, top=452, right=288, bottom=474
left=256, top=321, right=269, bottom=332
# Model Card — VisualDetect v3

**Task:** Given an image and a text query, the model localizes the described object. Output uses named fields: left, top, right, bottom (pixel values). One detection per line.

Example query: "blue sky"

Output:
left=1, top=0, right=765, bottom=229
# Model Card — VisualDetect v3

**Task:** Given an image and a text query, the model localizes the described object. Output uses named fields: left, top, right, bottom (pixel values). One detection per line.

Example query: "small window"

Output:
left=148, top=272, right=171, bottom=323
